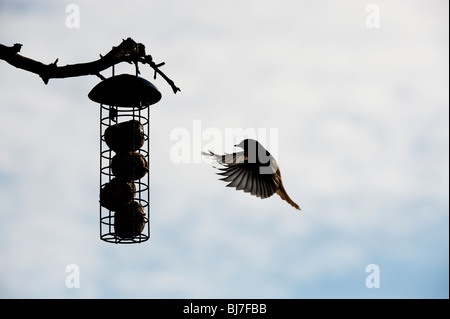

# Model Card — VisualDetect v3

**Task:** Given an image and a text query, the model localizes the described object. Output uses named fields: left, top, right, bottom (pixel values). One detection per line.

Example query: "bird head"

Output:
left=234, top=138, right=259, bottom=150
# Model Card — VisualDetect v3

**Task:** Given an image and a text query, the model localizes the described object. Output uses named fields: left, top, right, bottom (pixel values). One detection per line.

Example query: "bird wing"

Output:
left=202, top=150, right=247, bottom=165
left=203, top=148, right=300, bottom=210
left=203, top=149, right=282, bottom=199
left=216, top=161, right=280, bottom=199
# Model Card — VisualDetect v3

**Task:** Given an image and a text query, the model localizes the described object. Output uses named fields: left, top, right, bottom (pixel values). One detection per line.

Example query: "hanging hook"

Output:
left=135, top=60, right=140, bottom=76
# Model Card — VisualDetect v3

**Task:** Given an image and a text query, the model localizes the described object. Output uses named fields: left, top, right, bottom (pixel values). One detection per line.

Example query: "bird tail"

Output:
left=276, top=183, right=301, bottom=211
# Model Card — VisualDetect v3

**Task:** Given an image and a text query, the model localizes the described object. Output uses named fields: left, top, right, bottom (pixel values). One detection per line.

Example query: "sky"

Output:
left=0, top=0, right=448, bottom=299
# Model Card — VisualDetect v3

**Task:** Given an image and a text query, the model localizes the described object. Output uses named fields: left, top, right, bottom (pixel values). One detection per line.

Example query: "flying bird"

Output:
left=203, top=138, right=300, bottom=210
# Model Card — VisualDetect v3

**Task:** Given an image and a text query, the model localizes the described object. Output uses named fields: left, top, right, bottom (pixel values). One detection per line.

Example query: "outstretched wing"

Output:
left=202, top=150, right=246, bottom=165
left=203, top=149, right=281, bottom=199
left=216, top=161, right=280, bottom=199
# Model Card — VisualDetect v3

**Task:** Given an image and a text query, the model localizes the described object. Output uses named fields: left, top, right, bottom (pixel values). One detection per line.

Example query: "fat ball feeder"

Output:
left=89, top=69, right=161, bottom=244
left=0, top=38, right=179, bottom=244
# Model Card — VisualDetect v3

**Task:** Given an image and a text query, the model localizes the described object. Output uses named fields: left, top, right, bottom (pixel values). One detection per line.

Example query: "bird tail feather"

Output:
left=276, top=183, right=301, bottom=211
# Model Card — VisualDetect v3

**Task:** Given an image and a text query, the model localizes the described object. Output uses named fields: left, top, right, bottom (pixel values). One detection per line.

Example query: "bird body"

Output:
left=203, top=139, right=300, bottom=210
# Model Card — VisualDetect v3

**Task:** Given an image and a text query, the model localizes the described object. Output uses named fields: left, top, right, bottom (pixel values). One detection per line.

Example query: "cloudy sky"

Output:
left=0, top=0, right=448, bottom=298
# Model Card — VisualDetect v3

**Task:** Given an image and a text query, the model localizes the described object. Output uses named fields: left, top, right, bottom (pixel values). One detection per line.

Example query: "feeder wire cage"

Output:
left=90, top=64, right=161, bottom=244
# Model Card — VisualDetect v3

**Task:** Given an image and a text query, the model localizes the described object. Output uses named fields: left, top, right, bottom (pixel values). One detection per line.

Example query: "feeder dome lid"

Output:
left=88, top=74, right=162, bottom=107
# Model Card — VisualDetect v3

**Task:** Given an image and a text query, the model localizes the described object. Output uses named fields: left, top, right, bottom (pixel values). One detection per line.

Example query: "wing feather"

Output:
left=210, top=151, right=278, bottom=200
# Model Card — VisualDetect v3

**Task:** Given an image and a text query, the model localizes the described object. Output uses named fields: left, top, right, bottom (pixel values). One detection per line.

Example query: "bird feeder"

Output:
left=89, top=69, right=161, bottom=244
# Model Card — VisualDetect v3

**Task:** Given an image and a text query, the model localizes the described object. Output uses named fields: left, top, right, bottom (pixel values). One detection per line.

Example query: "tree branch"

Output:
left=0, top=37, right=180, bottom=93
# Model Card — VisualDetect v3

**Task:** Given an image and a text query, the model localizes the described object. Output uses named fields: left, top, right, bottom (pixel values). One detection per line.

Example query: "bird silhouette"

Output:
left=203, top=138, right=300, bottom=210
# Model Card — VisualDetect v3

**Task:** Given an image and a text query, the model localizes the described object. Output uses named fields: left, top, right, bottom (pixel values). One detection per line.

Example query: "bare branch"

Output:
left=0, top=37, right=180, bottom=93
